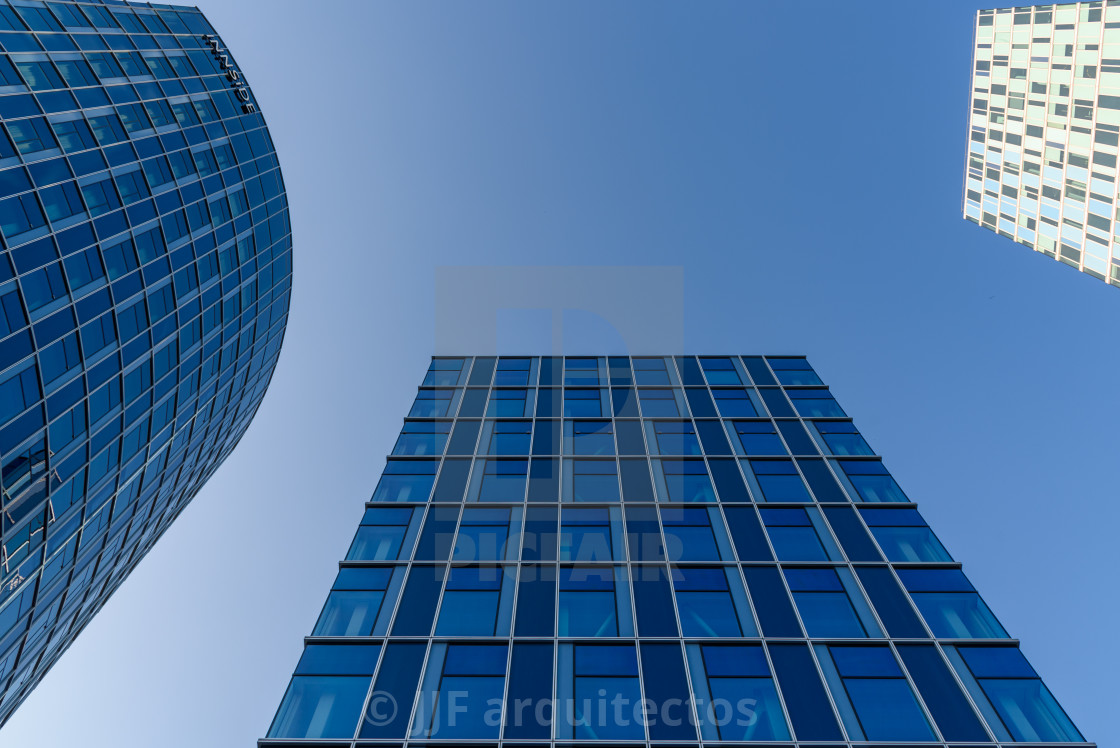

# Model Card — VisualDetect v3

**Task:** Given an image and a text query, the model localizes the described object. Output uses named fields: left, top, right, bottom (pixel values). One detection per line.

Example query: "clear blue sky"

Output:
left=3, top=1, right=1114, bottom=745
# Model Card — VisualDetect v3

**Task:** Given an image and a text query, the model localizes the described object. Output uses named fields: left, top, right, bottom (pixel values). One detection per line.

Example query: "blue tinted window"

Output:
left=392, top=421, right=450, bottom=456
left=823, top=645, right=935, bottom=740
left=436, top=566, right=510, bottom=636
left=559, top=566, right=630, bottom=636
left=494, top=357, right=531, bottom=385
left=455, top=507, right=513, bottom=561
left=569, top=419, right=614, bottom=455
left=651, top=420, right=701, bottom=455
left=671, top=566, right=751, bottom=636
left=788, top=389, right=846, bottom=417
left=749, top=460, right=810, bottom=502
left=659, top=458, right=714, bottom=502
left=840, top=461, right=907, bottom=502
left=268, top=675, right=370, bottom=740
left=565, top=458, right=619, bottom=502
left=560, top=507, right=619, bottom=562
left=661, top=507, right=726, bottom=561
left=690, top=644, right=790, bottom=740
left=488, top=420, right=532, bottom=455
left=563, top=388, right=601, bottom=417
left=488, top=388, right=528, bottom=417
left=410, top=388, right=453, bottom=417
left=475, top=458, right=527, bottom=501
left=713, top=389, right=757, bottom=417
left=786, top=568, right=869, bottom=638
left=564, top=357, right=600, bottom=385
left=632, top=357, right=670, bottom=384
left=638, top=387, right=679, bottom=416
left=762, top=508, right=828, bottom=560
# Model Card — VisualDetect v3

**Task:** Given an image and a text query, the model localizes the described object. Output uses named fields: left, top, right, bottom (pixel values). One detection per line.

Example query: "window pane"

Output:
left=268, top=676, right=369, bottom=739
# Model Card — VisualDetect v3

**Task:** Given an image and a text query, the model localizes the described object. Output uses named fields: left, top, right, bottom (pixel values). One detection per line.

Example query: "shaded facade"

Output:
left=263, top=356, right=1086, bottom=746
left=0, top=0, right=290, bottom=724
left=965, top=2, right=1120, bottom=287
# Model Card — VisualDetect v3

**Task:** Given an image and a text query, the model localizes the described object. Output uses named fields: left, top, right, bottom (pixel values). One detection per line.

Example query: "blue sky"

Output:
left=3, top=1, right=1115, bottom=745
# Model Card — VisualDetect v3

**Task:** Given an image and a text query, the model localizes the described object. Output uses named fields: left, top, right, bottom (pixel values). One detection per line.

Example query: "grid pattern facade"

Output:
left=262, top=356, right=1086, bottom=747
left=0, top=0, right=290, bottom=725
left=965, top=1, right=1120, bottom=286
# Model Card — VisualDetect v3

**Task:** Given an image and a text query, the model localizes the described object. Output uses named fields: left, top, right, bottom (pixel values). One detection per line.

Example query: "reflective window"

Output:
left=952, top=646, right=1083, bottom=742
left=860, top=508, right=952, bottom=562
left=687, top=644, right=790, bottom=740
left=565, top=459, right=619, bottom=502
left=659, top=458, right=715, bottom=502
left=563, top=388, right=602, bottom=417
left=559, top=644, right=643, bottom=740
left=314, top=568, right=395, bottom=637
left=559, top=566, right=632, bottom=636
left=820, top=645, right=935, bottom=740
left=494, top=357, right=531, bottom=385
left=410, top=388, right=454, bottom=418
left=788, top=389, right=846, bottom=417
left=732, top=420, right=786, bottom=455
left=813, top=420, right=873, bottom=455
left=415, top=643, right=508, bottom=738
left=768, top=357, right=823, bottom=385
left=786, top=568, right=874, bottom=638
left=839, top=461, right=907, bottom=502
left=560, top=507, right=622, bottom=562
left=650, top=420, right=701, bottom=455
left=455, top=507, right=515, bottom=561
left=671, top=566, right=754, bottom=637
left=392, top=421, right=451, bottom=456
left=899, top=569, right=1008, bottom=639
left=638, top=387, right=680, bottom=416
left=567, top=419, right=614, bottom=455
left=487, top=420, right=532, bottom=455
left=487, top=388, right=528, bottom=417
left=661, top=507, right=730, bottom=561
left=762, top=508, right=830, bottom=561
left=347, top=507, right=417, bottom=561
left=564, top=357, right=600, bottom=385
left=713, top=389, right=757, bottom=417
left=436, top=566, right=513, bottom=636
left=749, top=460, right=810, bottom=502
left=632, top=357, right=671, bottom=385
left=423, top=358, right=464, bottom=386
left=699, top=356, right=742, bottom=384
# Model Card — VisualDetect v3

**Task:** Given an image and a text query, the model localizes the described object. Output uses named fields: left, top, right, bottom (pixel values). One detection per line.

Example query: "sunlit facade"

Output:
left=0, top=0, right=290, bottom=724
left=262, top=356, right=1086, bottom=746
left=965, top=1, right=1120, bottom=286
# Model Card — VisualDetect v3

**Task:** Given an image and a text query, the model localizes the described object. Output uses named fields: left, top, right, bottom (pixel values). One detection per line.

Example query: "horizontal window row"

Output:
left=422, top=355, right=823, bottom=388
left=269, top=639, right=1080, bottom=743
left=408, top=385, right=844, bottom=420
left=393, top=418, right=873, bottom=458
left=371, top=456, right=906, bottom=505
left=348, top=504, right=952, bottom=566
left=0, top=4, right=209, bottom=37
left=312, top=560, right=1003, bottom=643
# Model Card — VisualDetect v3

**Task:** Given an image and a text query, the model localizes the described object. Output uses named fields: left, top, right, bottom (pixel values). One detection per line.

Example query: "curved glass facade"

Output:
left=263, top=356, right=1086, bottom=747
left=0, top=0, right=290, bottom=724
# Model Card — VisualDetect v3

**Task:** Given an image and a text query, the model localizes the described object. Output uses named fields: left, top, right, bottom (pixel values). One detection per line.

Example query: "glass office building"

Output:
left=965, top=2, right=1120, bottom=287
left=262, top=356, right=1086, bottom=746
left=0, top=0, right=291, bottom=726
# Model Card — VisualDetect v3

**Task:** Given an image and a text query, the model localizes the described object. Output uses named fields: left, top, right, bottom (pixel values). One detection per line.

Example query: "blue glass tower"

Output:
left=263, top=356, right=1087, bottom=746
left=0, top=0, right=290, bottom=725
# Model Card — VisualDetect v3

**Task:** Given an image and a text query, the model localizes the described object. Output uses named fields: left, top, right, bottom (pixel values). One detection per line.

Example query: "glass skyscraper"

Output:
left=0, top=0, right=290, bottom=725
left=965, top=1, right=1120, bottom=287
left=262, top=356, right=1086, bottom=746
